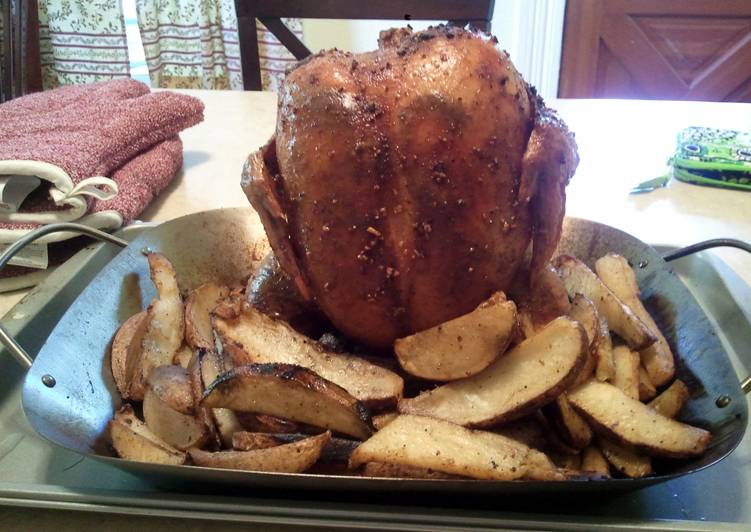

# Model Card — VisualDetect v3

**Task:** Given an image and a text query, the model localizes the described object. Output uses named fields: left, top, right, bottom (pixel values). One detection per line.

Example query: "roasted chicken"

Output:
left=243, top=25, right=578, bottom=349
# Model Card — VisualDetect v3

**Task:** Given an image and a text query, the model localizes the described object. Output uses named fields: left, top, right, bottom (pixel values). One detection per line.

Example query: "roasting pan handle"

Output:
left=0, top=223, right=129, bottom=369
left=662, top=238, right=751, bottom=395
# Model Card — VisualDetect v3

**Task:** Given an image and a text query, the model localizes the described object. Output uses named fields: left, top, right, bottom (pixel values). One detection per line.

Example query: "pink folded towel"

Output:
left=0, top=79, right=204, bottom=290
left=0, top=78, right=203, bottom=232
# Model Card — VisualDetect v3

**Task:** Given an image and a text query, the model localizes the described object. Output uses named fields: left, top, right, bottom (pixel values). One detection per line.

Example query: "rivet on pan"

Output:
left=141, top=246, right=155, bottom=255
left=41, top=374, right=56, bottom=388
left=638, top=260, right=648, bottom=269
left=716, top=395, right=731, bottom=408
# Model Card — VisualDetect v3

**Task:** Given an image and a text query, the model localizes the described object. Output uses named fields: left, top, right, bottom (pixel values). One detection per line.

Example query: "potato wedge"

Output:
left=394, top=292, right=516, bottom=381
left=201, top=363, right=372, bottom=440
left=189, top=431, right=330, bottom=473
left=372, top=412, right=398, bottom=431
left=612, top=345, right=640, bottom=400
left=581, top=445, right=610, bottom=476
left=147, top=365, right=195, bottom=415
left=211, top=408, right=244, bottom=448
left=542, top=394, right=593, bottom=450
left=213, top=303, right=403, bottom=410
left=568, top=294, right=599, bottom=386
left=173, top=344, right=193, bottom=369
left=185, top=282, right=230, bottom=350
left=649, top=379, right=690, bottom=418
left=638, top=366, right=657, bottom=401
left=109, top=405, right=185, bottom=465
left=197, top=348, right=241, bottom=447
left=595, top=315, right=615, bottom=382
left=130, top=253, right=185, bottom=400
left=551, top=452, right=581, bottom=471
left=362, top=462, right=462, bottom=479
left=598, top=437, right=652, bottom=478
left=568, top=294, right=599, bottom=349
left=350, top=415, right=555, bottom=481
left=595, top=253, right=675, bottom=386
left=232, top=431, right=283, bottom=450
left=143, top=365, right=207, bottom=450
left=237, top=413, right=300, bottom=434
left=398, top=317, right=587, bottom=427
left=554, top=255, right=656, bottom=351
left=110, top=310, right=149, bottom=399
left=493, top=416, right=549, bottom=451
left=143, top=388, right=207, bottom=450
left=511, top=263, right=572, bottom=330
left=233, top=431, right=359, bottom=464
left=568, top=381, right=710, bottom=458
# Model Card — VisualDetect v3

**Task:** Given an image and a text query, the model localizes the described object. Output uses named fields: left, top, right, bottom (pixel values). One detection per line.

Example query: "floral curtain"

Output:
left=37, top=0, right=300, bottom=91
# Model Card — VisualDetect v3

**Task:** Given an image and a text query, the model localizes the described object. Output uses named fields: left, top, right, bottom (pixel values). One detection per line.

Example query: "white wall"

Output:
left=300, top=0, right=566, bottom=100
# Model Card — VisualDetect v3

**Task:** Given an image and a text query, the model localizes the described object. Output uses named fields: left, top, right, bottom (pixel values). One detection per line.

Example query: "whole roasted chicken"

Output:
left=243, top=25, right=579, bottom=349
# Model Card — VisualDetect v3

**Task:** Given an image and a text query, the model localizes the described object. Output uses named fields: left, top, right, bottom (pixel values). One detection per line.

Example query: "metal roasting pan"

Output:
left=1, top=207, right=749, bottom=495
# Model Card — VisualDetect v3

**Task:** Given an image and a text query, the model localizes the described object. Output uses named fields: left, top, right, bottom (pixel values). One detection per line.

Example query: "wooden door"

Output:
left=559, top=0, right=751, bottom=102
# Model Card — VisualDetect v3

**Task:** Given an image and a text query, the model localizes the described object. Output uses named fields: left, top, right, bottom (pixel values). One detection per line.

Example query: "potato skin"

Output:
left=244, top=26, right=577, bottom=348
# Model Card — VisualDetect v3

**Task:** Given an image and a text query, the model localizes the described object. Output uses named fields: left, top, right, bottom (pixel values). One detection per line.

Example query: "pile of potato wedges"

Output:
left=108, top=251, right=709, bottom=481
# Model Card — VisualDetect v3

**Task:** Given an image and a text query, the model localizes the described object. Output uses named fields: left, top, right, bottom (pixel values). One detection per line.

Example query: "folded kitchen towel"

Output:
left=0, top=79, right=203, bottom=290
left=0, top=78, right=203, bottom=239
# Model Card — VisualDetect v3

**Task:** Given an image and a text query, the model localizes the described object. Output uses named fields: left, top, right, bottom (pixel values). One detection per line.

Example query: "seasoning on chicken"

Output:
left=242, top=25, right=579, bottom=349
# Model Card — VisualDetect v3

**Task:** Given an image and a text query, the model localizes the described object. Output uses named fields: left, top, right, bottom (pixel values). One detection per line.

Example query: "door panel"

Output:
left=559, top=0, right=751, bottom=102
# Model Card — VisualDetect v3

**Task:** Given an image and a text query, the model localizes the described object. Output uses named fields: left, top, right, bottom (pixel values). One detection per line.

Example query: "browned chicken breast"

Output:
left=243, top=25, right=578, bottom=349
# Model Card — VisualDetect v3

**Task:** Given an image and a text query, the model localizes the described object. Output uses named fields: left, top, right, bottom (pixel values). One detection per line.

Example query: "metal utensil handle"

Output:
left=663, top=239, right=751, bottom=395
left=0, top=223, right=128, bottom=369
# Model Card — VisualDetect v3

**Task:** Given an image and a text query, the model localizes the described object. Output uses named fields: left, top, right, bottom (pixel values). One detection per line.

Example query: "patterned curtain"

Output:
left=37, top=0, right=300, bottom=91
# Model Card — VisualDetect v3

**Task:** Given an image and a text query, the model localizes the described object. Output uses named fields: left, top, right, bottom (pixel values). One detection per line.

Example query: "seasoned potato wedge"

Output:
left=189, top=431, right=330, bottom=473
left=612, top=345, right=640, bottom=400
left=598, top=437, right=652, bottom=478
left=554, top=256, right=656, bottom=351
left=595, top=253, right=675, bottom=386
left=185, top=282, right=230, bottom=350
left=568, top=381, right=710, bottom=458
left=173, top=344, right=193, bottom=369
left=511, top=264, right=572, bottom=330
left=568, top=294, right=599, bottom=386
left=568, top=294, right=599, bottom=349
left=542, top=394, right=593, bottom=450
left=143, top=387, right=207, bottom=450
left=372, top=412, right=398, bottom=431
left=350, top=415, right=556, bottom=481
left=638, top=366, right=657, bottom=401
left=213, top=302, right=403, bottom=410
left=581, top=445, right=610, bottom=476
left=595, top=315, right=615, bottom=382
left=238, top=413, right=300, bottom=434
left=130, top=253, right=185, bottom=400
left=110, top=310, right=149, bottom=399
left=493, top=416, right=549, bottom=451
left=232, top=431, right=283, bottom=450
left=211, top=408, right=244, bottom=448
left=233, top=432, right=359, bottom=464
left=109, top=405, right=186, bottom=465
left=362, top=462, right=462, bottom=479
left=147, top=365, right=195, bottom=415
left=201, top=363, right=373, bottom=440
left=196, top=348, right=241, bottom=447
left=398, top=317, right=587, bottom=427
left=394, top=292, right=516, bottom=381
left=649, top=379, right=690, bottom=418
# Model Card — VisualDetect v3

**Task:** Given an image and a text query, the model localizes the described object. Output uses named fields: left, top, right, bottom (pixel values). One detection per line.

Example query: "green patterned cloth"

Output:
left=38, top=0, right=300, bottom=91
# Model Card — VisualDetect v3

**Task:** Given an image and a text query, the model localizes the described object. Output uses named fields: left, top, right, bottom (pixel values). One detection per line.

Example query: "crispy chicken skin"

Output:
left=243, top=25, right=578, bottom=348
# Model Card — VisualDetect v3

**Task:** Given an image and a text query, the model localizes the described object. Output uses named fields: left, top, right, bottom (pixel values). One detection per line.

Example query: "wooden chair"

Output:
left=1, top=0, right=41, bottom=102
left=234, top=0, right=495, bottom=90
